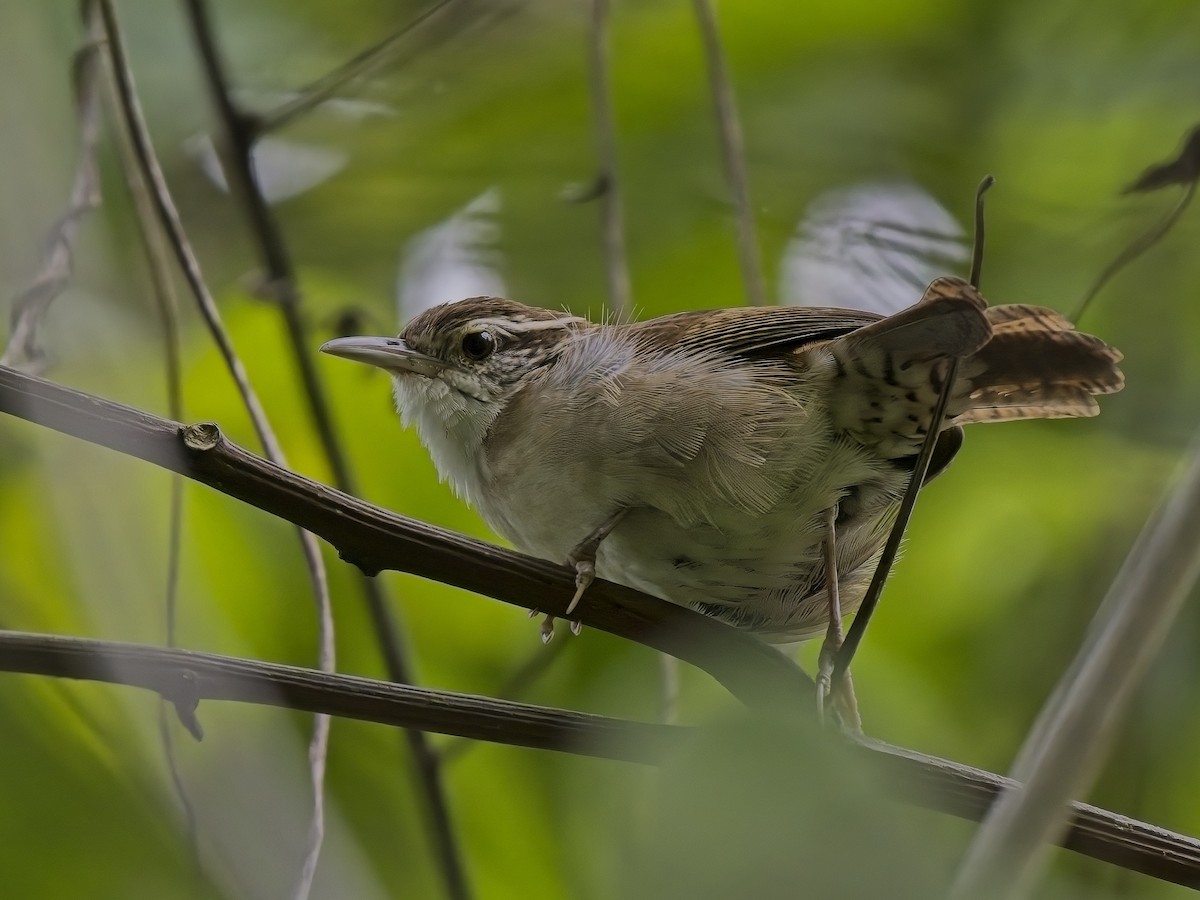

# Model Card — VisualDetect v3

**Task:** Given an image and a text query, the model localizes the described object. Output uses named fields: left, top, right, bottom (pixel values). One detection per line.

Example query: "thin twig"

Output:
left=155, top=476, right=196, bottom=863
left=95, top=4, right=334, bottom=897
left=831, top=371, right=958, bottom=685
left=691, top=0, right=767, bottom=307
left=586, top=0, right=632, bottom=317
left=180, top=3, right=468, bottom=896
left=1072, top=181, right=1196, bottom=323
left=969, top=176, right=995, bottom=288
left=100, top=12, right=197, bottom=859
left=0, top=365, right=814, bottom=710
left=950, top=432, right=1200, bottom=899
left=0, top=628, right=1198, bottom=888
left=1, top=11, right=104, bottom=372
left=586, top=0, right=673, bottom=726
left=256, top=0, right=460, bottom=134
left=832, top=177, right=993, bottom=685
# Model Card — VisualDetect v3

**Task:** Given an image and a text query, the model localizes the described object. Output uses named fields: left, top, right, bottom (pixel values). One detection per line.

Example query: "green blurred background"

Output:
left=2, top=0, right=1199, bottom=897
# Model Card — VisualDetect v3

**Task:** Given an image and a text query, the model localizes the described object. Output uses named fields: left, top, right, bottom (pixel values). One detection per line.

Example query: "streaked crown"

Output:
left=402, top=297, right=588, bottom=396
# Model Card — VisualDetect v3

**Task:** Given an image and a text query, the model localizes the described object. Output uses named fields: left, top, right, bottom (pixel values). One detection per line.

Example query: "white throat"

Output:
left=391, top=374, right=500, bottom=507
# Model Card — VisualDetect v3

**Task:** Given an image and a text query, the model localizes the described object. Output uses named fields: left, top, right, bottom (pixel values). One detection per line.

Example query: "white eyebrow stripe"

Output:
left=469, top=316, right=584, bottom=333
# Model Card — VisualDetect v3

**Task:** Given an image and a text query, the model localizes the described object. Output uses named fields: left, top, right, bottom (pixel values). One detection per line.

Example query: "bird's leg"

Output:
left=527, top=508, right=629, bottom=642
left=564, top=507, right=629, bottom=621
left=816, top=505, right=863, bottom=733
left=565, top=508, right=629, bottom=615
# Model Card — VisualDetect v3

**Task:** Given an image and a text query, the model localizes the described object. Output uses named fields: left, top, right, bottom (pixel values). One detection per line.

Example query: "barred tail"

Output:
left=954, top=305, right=1125, bottom=425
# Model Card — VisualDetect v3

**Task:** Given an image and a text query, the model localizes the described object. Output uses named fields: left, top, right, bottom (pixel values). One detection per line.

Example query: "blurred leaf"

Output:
left=2, top=1, right=1199, bottom=897
left=780, top=180, right=966, bottom=313
left=1123, top=124, right=1200, bottom=194
left=396, top=187, right=506, bottom=323
left=185, top=132, right=348, bottom=203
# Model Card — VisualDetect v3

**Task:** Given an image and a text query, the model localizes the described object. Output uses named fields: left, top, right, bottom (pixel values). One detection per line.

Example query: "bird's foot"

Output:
left=816, top=642, right=862, bottom=735
left=559, top=508, right=629, bottom=632
left=817, top=505, right=863, bottom=734
left=528, top=608, right=558, bottom=643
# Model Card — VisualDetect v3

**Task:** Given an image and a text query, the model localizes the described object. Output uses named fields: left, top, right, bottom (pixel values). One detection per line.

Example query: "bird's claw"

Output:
left=565, top=559, right=595, bottom=616
left=529, top=608, right=558, bottom=642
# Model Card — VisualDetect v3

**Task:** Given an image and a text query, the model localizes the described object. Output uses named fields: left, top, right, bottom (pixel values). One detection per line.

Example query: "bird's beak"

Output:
left=319, top=336, right=451, bottom=378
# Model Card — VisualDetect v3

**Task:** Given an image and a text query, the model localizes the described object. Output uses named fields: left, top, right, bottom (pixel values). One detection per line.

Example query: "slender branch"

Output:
left=832, top=178, right=993, bottom=685
left=99, top=0, right=277, bottom=463
left=1, top=628, right=1198, bottom=889
left=0, top=366, right=814, bottom=710
left=180, top=3, right=468, bottom=896
left=103, top=23, right=196, bottom=859
left=691, top=0, right=767, bottom=307
left=256, top=0, right=460, bottom=134
left=1072, top=181, right=1196, bottom=323
left=968, top=175, right=995, bottom=288
left=832, top=375, right=958, bottom=687
left=951, top=432, right=1200, bottom=899
left=586, top=0, right=632, bottom=317
left=95, top=4, right=334, bottom=896
left=180, top=0, right=405, bottom=668
left=1, top=11, right=104, bottom=372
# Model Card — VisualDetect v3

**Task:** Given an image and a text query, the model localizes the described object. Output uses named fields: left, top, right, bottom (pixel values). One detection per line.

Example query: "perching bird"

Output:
left=321, top=277, right=1123, bottom=648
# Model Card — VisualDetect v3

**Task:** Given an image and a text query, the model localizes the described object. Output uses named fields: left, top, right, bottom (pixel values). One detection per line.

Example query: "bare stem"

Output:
left=0, top=629, right=677, bottom=761
left=950, top=432, right=1200, bottom=899
left=95, top=4, right=334, bottom=897
left=832, top=178, right=993, bottom=684
left=1072, top=181, right=1196, bottom=323
left=0, top=366, right=814, bottom=712
left=256, top=0, right=460, bottom=134
left=1, top=10, right=105, bottom=371
left=587, top=0, right=632, bottom=317
left=101, top=9, right=197, bottom=860
left=438, top=641, right=566, bottom=762
left=180, top=2, right=468, bottom=896
left=692, top=0, right=767, bottom=307
left=0, top=627, right=1197, bottom=888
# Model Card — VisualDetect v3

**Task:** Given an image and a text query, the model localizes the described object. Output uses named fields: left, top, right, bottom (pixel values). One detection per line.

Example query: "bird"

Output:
left=320, top=277, right=1123, bottom=660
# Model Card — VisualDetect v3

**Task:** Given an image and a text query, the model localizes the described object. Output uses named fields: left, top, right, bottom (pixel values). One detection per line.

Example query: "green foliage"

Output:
left=2, top=0, right=1199, bottom=897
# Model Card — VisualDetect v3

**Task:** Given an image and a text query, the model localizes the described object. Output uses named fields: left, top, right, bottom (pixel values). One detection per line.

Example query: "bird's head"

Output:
left=320, top=297, right=586, bottom=494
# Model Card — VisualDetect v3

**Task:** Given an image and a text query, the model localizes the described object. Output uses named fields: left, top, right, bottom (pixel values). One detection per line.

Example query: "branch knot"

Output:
left=182, top=421, right=222, bottom=451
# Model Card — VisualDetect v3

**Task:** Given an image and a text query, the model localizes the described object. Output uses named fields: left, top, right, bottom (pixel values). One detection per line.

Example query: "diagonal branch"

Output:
left=832, top=177, right=994, bottom=685
left=104, top=31, right=197, bottom=861
left=1072, top=180, right=1197, bottom=323
left=1, top=627, right=1198, bottom=889
left=0, top=364, right=814, bottom=710
left=180, top=2, right=469, bottom=896
left=861, top=739, right=1200, bottom=891
left=95, top=3, right=335, bottom=896
left=951, top=430, right=1200, bottom=898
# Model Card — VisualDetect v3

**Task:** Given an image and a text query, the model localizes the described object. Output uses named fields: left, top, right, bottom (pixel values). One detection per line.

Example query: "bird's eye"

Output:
left=461, top=330, right=496, bottom=361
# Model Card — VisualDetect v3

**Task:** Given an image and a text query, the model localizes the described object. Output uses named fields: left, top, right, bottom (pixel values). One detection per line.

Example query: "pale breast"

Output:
left=480, top=330, right=909, bottom=642
left=591, top=436, right=903, bottom=642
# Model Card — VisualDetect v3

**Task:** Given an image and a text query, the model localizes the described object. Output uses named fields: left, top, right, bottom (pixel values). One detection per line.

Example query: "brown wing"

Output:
left=621, top=305, right=882, bottom=358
